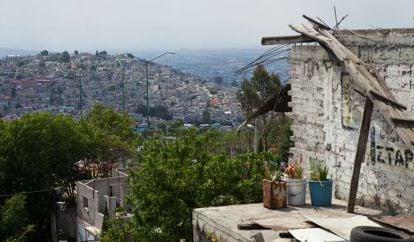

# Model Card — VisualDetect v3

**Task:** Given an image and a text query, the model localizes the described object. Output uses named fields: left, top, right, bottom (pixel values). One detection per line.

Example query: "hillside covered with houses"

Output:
left=0, top=51, right=243, bottom=127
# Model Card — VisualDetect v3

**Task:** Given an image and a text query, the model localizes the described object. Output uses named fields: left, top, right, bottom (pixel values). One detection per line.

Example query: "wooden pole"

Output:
left=347, top=98, right=373, bottom=213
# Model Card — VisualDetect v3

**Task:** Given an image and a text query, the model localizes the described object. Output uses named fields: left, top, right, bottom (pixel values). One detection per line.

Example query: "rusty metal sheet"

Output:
left=370, top=215, right=414, bottom=234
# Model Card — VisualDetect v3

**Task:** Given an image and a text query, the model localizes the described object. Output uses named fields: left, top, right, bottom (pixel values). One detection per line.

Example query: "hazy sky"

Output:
left=1, top=0, right=413, bottom=51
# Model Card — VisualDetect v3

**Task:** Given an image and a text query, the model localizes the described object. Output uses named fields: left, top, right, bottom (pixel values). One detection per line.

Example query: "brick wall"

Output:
left=288, top=29, right=414, bottom=214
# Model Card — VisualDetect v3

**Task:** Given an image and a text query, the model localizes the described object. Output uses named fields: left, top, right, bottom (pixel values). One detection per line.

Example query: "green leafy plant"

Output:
left=263, top=154, right=283, bottom=182
left=310, top=159, right=329, bottom=181
left=271, top=169, right=284, bottom=182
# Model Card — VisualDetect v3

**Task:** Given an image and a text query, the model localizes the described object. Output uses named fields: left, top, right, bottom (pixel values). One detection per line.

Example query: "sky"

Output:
left=1, top=0, right=413, bottom=52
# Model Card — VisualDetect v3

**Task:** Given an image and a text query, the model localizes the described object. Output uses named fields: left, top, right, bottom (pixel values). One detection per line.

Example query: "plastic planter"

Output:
left=308, top=179, right=333, bottom=206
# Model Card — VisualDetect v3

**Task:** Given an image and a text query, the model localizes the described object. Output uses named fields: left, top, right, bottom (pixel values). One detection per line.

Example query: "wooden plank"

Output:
left=261, top=35, right=313, bottom=45
left=347, top=98, right=373, bottom=213
left=391, top=118, right=414, bottom=124
left=369, top=90, right=407, bottom=110
left=370, top=215, right=414, bottom=234
left=367, top=65, right=400, bottom=104
left=250, top=214, right=314, bottom=230
left=304, top=215, right=381, bottom=240
left=302, top=15, right=331, bottom=30
left=289, top=228, right=345, bottom=242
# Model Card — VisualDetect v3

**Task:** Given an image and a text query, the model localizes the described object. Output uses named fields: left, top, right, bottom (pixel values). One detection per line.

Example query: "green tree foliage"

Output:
left=0, top=194, right=34, bottom=241
left=60, top=51, right=70, bottom=63
left=40, top=50, right=48, bottom=56
left=121, top=129, right=279, bottom=241
left=86, top=102, right=136, bottom=143
left=0, top=104, right=136, bottom=241
left=237, top=65, right=281, bottom=117
left=0, top=113, right=88, bottom=240
left=200, top=110, right=211, bottom=124
left=150, top=105, right=172, bottom=120
left=135, top=103, right=172, bottom=120
left=236, top=65, right=292, bottom=153
left=83, top=103, right=137, bottom=165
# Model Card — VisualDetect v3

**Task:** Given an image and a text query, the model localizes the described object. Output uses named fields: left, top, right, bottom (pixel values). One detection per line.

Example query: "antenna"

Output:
left=334, top=6, right=339, bottom=27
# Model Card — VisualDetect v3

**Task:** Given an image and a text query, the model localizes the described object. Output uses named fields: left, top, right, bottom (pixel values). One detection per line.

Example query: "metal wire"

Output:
left=235, top=44, right=289, bottom=75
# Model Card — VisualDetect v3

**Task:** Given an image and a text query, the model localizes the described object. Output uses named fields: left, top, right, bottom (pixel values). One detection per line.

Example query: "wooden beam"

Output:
left=348, top=98, right=373, bottom=213
left=369, top=90, right=407, bottom=110
left=391, top=118, right=414, bottom=124
left=302, top=15, right=331, bottom=30
left=261, top=35, right=314, bottom=45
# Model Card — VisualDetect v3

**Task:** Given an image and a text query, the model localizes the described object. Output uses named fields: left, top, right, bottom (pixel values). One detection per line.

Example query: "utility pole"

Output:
left=122, top=65, right=125, bottom=112
left=144, top=51, right=175, bottom=137
left=145, top=61, right=149, bottom=137
left=78, top=69, right=83, bottom=118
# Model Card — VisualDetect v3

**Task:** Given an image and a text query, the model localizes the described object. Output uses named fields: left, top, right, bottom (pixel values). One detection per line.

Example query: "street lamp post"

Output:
left=144, top=51, right=175, bottom=136
left=247, top=123, right=258, bottom=153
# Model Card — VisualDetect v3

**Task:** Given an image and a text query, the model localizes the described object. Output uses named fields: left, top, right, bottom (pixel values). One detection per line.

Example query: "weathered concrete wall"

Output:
left=288, top=29, right=414, bottom=215
left=76, top=172, right=129, bottom=228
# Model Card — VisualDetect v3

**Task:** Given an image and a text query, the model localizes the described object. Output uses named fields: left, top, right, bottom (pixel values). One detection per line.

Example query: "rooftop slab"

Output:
left=193, top=199, right=384, bottom=242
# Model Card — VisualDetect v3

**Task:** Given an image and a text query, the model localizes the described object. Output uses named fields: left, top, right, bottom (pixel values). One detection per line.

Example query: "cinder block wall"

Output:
left=288, top=29, right=414, bottom=214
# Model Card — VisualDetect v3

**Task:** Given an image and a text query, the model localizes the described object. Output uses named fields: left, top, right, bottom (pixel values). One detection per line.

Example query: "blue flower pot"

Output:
left=309, top=179, right=333, bottom=206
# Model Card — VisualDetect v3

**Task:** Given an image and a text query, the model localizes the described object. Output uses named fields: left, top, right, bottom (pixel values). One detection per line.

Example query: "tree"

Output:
left=125, top=129, right=279, bottom=241
left=83, top=102, right=137, bottom=169
left=0, top=107, right=137, bottom=241
left=0, top=194, right=34, bottom=241
left=60, top=51, right=70, bottom=63
left=86, top=102, right=136, bottom=143
left=237, top=65, right=281, bottom=118
left=200, top=110, right=211, bottom=124
left=236, top=65, right=290, bottom=152
left=151, top=105, right=172, bottom=120
left=40, top=50, right=48, bottom=56
left=74, top=50, right=79, bottom=56
left=0, top=113, right=89, bottom=240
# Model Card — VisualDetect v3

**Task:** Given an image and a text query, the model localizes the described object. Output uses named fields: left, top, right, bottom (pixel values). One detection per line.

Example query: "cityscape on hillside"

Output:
left=0, top=49, right=288, bottom=128
left=2, top=1, right=413, bottom=242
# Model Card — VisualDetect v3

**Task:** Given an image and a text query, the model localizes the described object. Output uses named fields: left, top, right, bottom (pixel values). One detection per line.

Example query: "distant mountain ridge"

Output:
left=0, top=48, right=38, bottom=57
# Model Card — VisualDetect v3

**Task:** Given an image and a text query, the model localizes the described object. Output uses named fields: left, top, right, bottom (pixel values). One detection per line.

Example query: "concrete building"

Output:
left=193, top=22, right=414, bottom=241
left=285, top=28, right=414, bottom=214
left=76, top=169, right=130, bottom=242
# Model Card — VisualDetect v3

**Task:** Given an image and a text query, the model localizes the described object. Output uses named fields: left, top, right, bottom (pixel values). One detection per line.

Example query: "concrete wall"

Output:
left=76, top=172, right=129, bottom=229
left=288, top=28, right=414, bottom=215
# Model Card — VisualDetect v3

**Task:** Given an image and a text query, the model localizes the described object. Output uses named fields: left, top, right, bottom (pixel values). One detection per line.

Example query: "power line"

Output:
left=0, top=188, right=51, bottom=198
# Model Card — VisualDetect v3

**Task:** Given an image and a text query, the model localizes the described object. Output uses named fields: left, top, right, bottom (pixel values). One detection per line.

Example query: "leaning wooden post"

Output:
left=347, top=98, right=374, bottom=213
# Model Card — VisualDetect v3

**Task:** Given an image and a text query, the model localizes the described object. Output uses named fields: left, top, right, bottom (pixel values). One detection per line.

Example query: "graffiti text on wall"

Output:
left=369, top=126, right=413, bottom=167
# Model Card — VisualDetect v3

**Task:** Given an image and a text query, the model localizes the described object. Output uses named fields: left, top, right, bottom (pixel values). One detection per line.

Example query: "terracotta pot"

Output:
left=263, top=179, right=287, bottom=209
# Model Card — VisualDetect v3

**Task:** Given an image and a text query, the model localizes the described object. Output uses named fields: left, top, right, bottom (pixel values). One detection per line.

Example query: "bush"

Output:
left=123, top=129, right=280, bottom=241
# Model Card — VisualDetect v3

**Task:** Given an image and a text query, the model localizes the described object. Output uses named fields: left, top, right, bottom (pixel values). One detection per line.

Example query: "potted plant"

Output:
left=308, top=160, right=332, bottom=206
left=284, top=162, right=306, bottom=206
left=263, top=166, right=287, bottom=209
